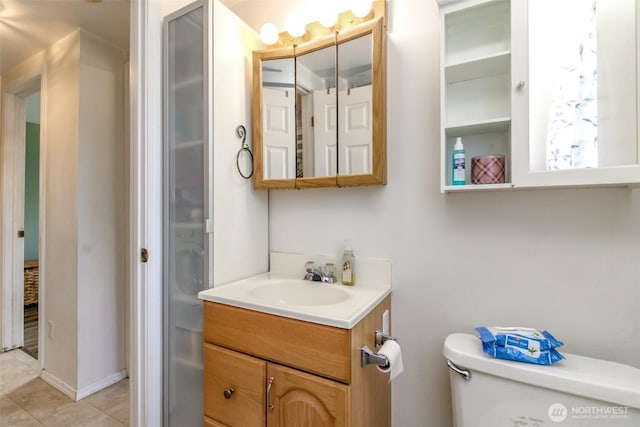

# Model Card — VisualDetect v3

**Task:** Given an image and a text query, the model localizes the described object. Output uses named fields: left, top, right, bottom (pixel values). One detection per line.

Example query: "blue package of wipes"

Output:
left=475, top=326, right=565, bottom=365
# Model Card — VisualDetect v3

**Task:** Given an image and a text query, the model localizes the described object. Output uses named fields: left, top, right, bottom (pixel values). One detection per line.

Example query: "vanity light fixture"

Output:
left=259, top=0, right=383, bottom=47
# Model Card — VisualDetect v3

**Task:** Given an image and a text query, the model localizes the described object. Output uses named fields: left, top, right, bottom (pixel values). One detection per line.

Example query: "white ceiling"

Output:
left=0, top=0, right=130, bottom=74
left=220, top=0, right=331, bottom=34
left=0, top=0, right=362, bottom=75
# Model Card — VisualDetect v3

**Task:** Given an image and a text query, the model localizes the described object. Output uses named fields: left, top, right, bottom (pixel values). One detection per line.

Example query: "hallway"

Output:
left=0, top=350, right=129, bottom=426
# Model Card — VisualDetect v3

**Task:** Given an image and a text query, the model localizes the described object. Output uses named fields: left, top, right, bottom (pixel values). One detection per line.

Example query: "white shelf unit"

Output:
left=440, top=0, right=640, bottom=191
left=441, top=0, right=513, bottom=191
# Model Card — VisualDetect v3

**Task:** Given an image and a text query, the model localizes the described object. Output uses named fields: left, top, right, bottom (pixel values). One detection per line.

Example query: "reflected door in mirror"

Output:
left=263, top=87, right=295, bottom=179
left=339, top=85, right=372, bottom=175
left=261, top=56, right=296, bottom=180
left=312, top=88, right=338, bottom=177
left=338, top=33, right=373, bottom=176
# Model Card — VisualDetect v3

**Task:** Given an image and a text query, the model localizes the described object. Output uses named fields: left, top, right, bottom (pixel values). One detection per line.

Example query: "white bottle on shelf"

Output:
left=452, top=137, right=466, bottom=185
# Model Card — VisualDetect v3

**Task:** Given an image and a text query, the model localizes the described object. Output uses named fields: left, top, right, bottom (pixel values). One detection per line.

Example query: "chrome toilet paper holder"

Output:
left=361, top=330, right=397, bottom=368
left=361, top=345, right=390, bottom=369
left=375, top=329, right=396, bottom=347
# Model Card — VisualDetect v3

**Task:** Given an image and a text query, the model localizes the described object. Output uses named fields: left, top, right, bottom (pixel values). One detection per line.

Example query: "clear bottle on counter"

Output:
left=341, top=240, right=356, bottom=286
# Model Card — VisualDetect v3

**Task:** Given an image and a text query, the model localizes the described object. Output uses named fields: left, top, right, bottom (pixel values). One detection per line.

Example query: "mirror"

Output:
left=295, top=38, right=337, bottom=181
left=338, top=33, right=373, bottom=177
left=253, top=18, right=386, bottom=189
left=254, top=51, right=296, bottom=186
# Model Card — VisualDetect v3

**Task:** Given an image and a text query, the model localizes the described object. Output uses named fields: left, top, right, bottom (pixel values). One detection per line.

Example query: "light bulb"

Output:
left=319, top=10, right=337, bottom=28
left=285, top=13, right=306, bottom=38
left=260, top=23, right=279, bottom=45
left=351, top=0, right=372, bottom=18
left=318, top=1, right=338, bottom=28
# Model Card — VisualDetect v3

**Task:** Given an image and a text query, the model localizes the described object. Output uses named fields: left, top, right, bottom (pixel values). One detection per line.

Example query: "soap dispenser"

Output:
left=341, top=240, right=356, bottom=286
left=452, top=137, right=466, bottom=185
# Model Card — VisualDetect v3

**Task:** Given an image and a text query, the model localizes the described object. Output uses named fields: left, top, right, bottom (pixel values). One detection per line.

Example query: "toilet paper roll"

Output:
left=377, top=340, right=404, bottom=381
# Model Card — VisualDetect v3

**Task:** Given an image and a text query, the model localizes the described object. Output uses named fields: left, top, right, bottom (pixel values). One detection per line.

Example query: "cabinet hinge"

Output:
left=140, top=248, right=149, bottom=263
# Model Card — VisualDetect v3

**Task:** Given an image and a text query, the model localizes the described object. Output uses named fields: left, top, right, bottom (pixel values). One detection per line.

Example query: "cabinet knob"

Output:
left=223, top=388, right=234, bottom=399
left=516, top=81, right=526, bottom=89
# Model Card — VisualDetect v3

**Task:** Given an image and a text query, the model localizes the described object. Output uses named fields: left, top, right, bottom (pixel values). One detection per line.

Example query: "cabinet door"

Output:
left=204, top=416, right=227, bottom=427
left=267, top=363, right=350, bottom=427
left=204, top=344, right=266, bottom=427
left=163, top=3, right=207, bottom=425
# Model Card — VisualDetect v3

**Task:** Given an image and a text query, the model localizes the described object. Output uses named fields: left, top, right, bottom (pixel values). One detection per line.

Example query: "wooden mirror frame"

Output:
left=252, top=17, right=386, bottom=189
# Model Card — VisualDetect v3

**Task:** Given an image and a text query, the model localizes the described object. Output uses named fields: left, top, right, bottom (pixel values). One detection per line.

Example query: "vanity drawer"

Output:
left=204, top=302, right=351, bottom=383
left=204, top=343, right=266, bottom=427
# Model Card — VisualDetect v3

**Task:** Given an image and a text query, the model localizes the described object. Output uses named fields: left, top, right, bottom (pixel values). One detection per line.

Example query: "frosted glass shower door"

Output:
left=163, top=2, right=207, bottom=426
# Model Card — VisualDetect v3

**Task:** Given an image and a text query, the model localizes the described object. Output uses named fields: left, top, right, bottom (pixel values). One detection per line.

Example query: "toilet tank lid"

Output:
left=443, top=333, right=640, bottom=410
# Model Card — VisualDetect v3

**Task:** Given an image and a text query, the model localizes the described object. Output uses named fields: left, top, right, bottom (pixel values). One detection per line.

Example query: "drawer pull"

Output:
left=266, top=377, right=275, bottom=411
left=223, top=388, right=234, bottom=399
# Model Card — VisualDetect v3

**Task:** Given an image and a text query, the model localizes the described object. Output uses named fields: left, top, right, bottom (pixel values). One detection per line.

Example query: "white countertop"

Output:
left=198, top=252, right=392, bottom=329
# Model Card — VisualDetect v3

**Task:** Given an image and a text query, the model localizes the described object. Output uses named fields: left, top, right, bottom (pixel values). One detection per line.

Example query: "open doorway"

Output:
left=1, top=76, right=43, bottom=361
left=22, top=91, right=41, bottom=359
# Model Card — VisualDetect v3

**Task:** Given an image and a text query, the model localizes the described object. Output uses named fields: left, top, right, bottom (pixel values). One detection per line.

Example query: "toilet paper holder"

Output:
left=361, top=345, right=390, bottom=369
left=361, top=330, right=397, bottom=368
left=375, top=329, right=396, bottom=347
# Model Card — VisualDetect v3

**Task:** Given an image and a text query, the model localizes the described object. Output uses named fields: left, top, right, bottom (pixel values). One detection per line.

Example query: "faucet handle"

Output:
left=322, top=263, right=336, bottom=277
left=321, top=263, right=337, bottom=283
left=305, top=261, right=316, bottom=273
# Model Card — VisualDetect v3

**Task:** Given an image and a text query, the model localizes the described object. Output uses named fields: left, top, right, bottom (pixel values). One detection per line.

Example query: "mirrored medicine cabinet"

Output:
left=252, top=18, right=386, bottom=189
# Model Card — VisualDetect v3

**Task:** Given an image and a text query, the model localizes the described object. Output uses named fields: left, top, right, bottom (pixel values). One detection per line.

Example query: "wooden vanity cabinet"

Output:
left=204, top=344, right=266, bottom=427
left=203, top=296, right=391, bottom=426
left=267, top=362, right=349, bottom=426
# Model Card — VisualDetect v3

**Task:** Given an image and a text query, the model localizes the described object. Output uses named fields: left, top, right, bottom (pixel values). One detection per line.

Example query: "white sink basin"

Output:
left=248, top=279, right=350, bottom=306
left=198, top=273, right=390, bottom=328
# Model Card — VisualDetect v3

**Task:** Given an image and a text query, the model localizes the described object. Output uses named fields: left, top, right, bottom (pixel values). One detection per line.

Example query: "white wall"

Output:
left=43, top=31, right=82, bottom=388
left=77, top=31, right=126, bottom=390
left=1, top=28, right=127, bottom=397
left=268, top=1, right=640, bottom=426
left=211, top=0, right=269, bottom=286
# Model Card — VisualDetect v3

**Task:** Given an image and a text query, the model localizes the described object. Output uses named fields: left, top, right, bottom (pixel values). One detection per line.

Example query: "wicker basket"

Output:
left=24, top=260, right=39, bottom=306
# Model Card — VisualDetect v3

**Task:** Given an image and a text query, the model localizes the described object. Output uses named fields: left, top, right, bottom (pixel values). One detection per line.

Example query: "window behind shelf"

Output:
left=545, top=0, right=598, bottom=171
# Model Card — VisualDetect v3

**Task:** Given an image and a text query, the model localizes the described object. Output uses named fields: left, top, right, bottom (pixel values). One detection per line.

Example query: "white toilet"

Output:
left=444, top=333, right=640, bottom=426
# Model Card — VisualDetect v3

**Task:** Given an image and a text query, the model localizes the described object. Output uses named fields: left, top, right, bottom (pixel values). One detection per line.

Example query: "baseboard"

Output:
left=41, top=369, right=128, bottom=401
left=76, top=369, right=128, bottom=400
left=40, top=370, right=77, bottom=400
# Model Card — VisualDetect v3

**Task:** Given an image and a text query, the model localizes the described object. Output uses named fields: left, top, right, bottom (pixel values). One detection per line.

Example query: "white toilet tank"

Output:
left=443, top=333, right=640, bottom=427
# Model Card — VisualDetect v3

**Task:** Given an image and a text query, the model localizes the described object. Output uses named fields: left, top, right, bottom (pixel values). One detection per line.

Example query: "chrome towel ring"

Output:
left=235, top=124, right=253, bottom=179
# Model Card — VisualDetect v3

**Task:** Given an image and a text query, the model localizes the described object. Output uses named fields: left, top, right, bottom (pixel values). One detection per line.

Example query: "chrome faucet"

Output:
left=304, top=261, right=336, bottom=284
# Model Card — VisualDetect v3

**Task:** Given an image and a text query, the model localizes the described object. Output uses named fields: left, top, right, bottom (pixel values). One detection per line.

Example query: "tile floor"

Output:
left=0, top=350, right=129, bottom=426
